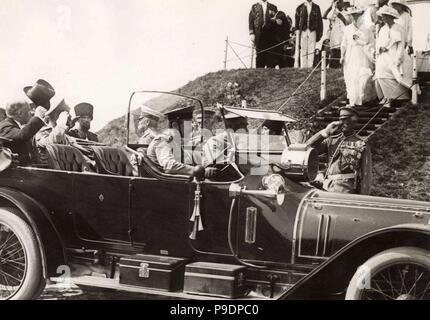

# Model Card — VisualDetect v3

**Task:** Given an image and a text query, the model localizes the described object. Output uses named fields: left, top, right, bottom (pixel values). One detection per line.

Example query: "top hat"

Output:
left=377, top=5, right=400, bottom=18
left=138, top=105, right=165, bottom=121
left=46, top=99, right=70, bottom=121
left=339, top=106, right=359, bottom=120
left=74, top=103, right=94, bottom=120
left=23, top=79, right=55, bottom=110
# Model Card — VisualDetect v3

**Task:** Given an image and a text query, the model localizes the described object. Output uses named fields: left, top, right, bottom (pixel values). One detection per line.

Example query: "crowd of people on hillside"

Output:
left=249, top=0, right=416, bottom=108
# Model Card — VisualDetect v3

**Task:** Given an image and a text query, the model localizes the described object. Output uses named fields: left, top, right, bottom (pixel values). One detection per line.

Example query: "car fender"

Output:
left=0, top=187, right=66, bottom=279
left=281, top=223, right=430, bottom=300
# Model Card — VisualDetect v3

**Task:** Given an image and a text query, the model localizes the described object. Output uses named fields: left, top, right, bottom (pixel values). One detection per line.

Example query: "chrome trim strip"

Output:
left=291, top=189, right=317, bottom=265
left=322, top=215, right=331, bottom=257
left=315, top=215, right=323, bottom=256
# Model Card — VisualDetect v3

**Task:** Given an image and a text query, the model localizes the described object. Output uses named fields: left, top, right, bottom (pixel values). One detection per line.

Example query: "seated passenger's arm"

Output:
left=155, top=140, right=194, bottom=176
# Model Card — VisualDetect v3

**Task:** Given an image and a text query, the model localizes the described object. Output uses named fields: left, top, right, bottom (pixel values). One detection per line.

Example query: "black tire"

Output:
left=0, top=209, right=44, bottom=300
left=346, top=247, right=430, bottom=300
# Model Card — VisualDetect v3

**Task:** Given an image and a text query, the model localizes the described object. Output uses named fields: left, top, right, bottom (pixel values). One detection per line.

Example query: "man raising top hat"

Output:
left=68, top=103, right=99, bottom=142
left=24, top=79, right=56, bottom=111
left=306, top=106, right=372, bottom=195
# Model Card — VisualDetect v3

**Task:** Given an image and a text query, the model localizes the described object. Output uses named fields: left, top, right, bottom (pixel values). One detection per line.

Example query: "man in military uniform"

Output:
left=68, top=103, right=99, bottom=142
left=202, top=112, right=248, bottom=167
left=147, top=127, right=217, bottom=178
left=307, top=106, right=372, bottom=194
left=136, top=105, right=164, bottom=147
left=186, top=108, right=217, bottom=165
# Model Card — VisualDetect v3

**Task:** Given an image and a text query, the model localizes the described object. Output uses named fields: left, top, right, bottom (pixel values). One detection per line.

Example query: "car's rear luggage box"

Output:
left=183, top=262, right=247, bottom=298
left=119, top=254, right=188, bottom=292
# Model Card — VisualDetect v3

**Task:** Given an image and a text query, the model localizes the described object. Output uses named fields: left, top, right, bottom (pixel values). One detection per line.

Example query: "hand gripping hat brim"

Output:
left=74, top=103, right=94, bottom=120
left=23, top=79, right=55, bottom=110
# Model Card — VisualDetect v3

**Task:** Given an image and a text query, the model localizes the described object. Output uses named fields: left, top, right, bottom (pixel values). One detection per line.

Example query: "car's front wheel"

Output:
left=346, top=247, right=430, bottom=300
left=0, top=209, right=44, bottom=300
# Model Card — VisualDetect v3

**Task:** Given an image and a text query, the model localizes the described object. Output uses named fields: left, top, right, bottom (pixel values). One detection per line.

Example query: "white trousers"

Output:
left=300, top=29, right=316, bottom=68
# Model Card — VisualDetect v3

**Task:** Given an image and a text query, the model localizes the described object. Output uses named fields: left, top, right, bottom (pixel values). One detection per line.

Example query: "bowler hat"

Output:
left=46, top=99, right=70, bottom=121
left=339, top=106, right=359, bottom=120
left=23, top=79, right=55, bottom=110
left=74, top=103, right=94, bottom=120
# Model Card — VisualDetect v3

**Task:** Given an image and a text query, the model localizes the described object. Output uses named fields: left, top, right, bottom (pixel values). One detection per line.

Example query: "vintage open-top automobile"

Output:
left=0, top=91, right=428, bottom=300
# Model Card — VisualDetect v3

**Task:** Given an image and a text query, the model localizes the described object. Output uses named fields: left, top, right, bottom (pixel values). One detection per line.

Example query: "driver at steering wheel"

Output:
left=202, top=112, right=248, bottom=167
left=147, top=128, right=218, bottom=178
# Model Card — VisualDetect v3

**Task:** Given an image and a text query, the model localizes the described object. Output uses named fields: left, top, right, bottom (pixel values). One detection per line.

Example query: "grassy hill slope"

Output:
left=370, top=100, right=430, bottom=201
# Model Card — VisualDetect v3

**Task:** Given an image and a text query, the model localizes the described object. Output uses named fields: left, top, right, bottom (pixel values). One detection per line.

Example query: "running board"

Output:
left=66, top=276, right=267, bottom=300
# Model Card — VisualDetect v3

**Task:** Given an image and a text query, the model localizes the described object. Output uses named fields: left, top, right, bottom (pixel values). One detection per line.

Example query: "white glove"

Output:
left=34, top=106, right=47, bottom=121
left=250, top=34, right=255, bottom=44
left=57, top=111, right=69, bottom=128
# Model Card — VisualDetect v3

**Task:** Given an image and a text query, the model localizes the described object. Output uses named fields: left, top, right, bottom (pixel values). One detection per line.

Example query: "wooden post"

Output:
left=412, top=51, right=418, bottom=105
left=321, top=50, right=327, bottom=101
left=294, top=30, right=300, bottom=68
left=224, top=36, right=229, bottom=70
left=250, top=46, right=255, bottom=69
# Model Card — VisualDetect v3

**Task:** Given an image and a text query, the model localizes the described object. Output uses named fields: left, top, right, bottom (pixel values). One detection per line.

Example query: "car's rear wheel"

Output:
left=346, top=247, right=430, bottom=300
left=0, top=209, right=44, bottom=300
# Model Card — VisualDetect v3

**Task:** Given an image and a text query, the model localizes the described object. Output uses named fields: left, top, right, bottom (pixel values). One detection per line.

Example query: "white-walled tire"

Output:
left=346, top=247, right=430, bottom=300
left=0, top=209, right=44, bottom=300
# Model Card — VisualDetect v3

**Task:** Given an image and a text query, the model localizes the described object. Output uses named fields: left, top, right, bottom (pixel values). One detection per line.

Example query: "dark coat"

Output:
left=249, top=2, right=278, bottom=47
left=0, top=117, right=45, bottom=166
left=68, top=129, right=99, bottom=142
left=295, top=2, right=324, bottom=42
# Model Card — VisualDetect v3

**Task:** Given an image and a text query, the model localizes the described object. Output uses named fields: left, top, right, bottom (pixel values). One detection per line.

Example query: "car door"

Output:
left=130, top=177, right=194, bottom=257
left=72, top=173, right=132, bottom=244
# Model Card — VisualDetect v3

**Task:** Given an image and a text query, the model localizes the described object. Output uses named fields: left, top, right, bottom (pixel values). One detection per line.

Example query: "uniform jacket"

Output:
left=35, top=124, right=69, bottom=165
left=316, top=132, right=372, bottom=194
left=147, top=133, right=194, bottom=176
left=68, top=129, right=99, bottom=142
left=138, top=128, right=157, bottom=146
left=0, top=117, right=45, bottom=166
left=295, top=2, right=324, bottom=42
left=249, top=2, right=278, bottom=45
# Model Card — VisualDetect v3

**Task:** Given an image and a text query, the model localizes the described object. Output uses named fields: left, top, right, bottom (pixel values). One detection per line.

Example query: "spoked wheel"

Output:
left=346, top=247, right=430, bottom=300
left=0, top=209, right=44, bottom=300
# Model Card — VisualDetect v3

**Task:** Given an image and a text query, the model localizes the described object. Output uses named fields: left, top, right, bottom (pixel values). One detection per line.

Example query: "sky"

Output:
left=0, top=0, right=428, bottom=130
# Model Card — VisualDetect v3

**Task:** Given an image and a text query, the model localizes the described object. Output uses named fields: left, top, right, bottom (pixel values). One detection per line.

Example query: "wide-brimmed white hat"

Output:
left=389, top=0, right=410, bottom=9
left=138, top=105, right=165, bottom=121
left=345, top=7, right=365, bottom=15
left=377, top=5, right=400, bottom=18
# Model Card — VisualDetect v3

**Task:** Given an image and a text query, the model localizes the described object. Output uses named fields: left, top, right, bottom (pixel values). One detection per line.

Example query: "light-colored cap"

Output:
left=377, top=5, right=400, bottom=18
left=139, top=105, right=165, bottom=121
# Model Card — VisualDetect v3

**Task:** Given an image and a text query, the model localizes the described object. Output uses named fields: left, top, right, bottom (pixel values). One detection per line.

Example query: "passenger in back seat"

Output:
left=35, top=98, right=76, bottom=165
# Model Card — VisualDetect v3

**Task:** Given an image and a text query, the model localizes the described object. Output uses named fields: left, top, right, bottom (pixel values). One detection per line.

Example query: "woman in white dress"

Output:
left=374, top=5, right=413, bottom=106
left=390, top=0, right=413, bottom=54
left=340, top=7, right=376, bottom=107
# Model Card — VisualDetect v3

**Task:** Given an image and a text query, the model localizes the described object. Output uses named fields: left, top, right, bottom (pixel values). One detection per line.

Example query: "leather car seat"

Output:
left=91, top=146, right=134, bottom=176
left=140, top=153, right=192, bottom=182
left=45, top=144, right=92, bottom=172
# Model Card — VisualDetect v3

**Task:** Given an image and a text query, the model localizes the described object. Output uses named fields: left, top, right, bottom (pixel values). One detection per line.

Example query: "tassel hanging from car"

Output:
left=189, top=180, right=204, bottom=240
